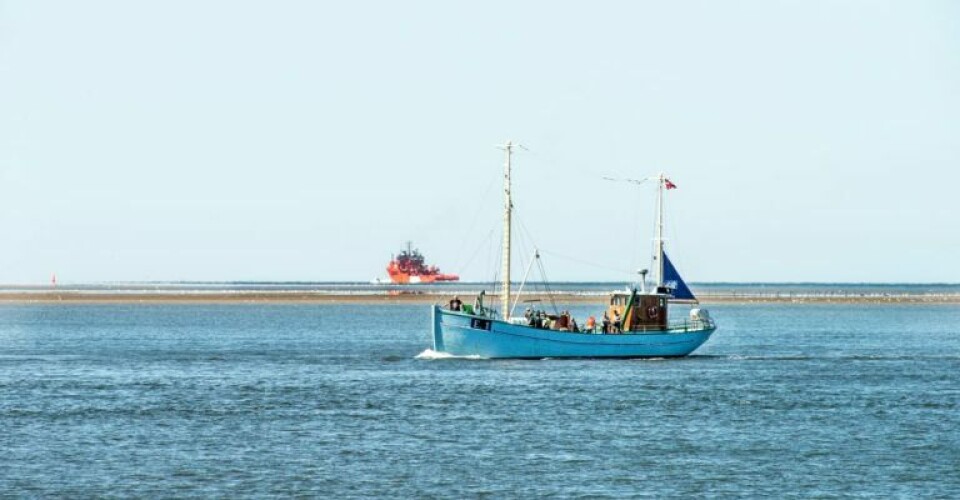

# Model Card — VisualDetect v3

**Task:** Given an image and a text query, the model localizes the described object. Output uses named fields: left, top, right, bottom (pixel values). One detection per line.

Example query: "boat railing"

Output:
left=576, top=318, right=714, bottom=334
left=665, top=318, right=715, bottom=332
left=447, top=307, right=714, bottom=334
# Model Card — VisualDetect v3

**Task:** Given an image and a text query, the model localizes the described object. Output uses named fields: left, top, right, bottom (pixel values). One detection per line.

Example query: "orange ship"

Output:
left=386, top=242, right=459, bottom=284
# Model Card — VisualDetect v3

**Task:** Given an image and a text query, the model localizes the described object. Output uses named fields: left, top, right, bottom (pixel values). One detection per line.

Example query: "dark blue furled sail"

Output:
left=663, top=252, right=696, bottom=301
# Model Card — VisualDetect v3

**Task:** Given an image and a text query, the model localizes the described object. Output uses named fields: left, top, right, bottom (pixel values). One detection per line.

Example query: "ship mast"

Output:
left=655, top=173, right=665, bottom=289
left=500, top=141, right=516, bottom=319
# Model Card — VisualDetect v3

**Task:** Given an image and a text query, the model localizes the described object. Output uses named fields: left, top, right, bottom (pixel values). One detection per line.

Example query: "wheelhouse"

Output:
left=608, top=292, right=669, bottom=332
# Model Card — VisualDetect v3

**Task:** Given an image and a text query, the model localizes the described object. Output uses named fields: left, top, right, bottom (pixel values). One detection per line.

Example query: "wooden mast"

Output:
left=500, top=141, right=515, bottom=319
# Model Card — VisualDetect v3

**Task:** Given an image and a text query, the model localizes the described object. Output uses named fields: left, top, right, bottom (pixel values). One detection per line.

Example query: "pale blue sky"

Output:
left=1, top=1, right=958, bottom=283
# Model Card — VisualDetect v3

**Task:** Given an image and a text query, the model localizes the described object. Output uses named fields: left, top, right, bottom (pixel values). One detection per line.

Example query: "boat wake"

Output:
left=414, top=349, right=486, bottom=361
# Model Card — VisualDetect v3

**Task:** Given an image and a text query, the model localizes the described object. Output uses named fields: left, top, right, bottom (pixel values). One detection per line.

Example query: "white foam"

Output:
left=414, top=349, right=486, bottom=360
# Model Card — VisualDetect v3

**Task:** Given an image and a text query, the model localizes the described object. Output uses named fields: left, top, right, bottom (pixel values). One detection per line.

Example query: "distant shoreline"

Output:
left=2, top=291, right=958, bottom=305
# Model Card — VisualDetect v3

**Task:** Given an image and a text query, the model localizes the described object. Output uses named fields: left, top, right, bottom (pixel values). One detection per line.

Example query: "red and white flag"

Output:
left=665, top=178, right=677, bottom=190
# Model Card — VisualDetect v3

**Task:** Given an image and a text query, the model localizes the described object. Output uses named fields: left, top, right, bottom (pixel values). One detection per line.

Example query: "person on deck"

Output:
left=613, top=310, right=622, bottom=333
left=601, top=312, right=610, bottom=334
left=449, top=295, right=462, bottom=311
left=585, top=315, right=596, bottom=332
left=473, top=291, right=485, bottom=316
left=556, top=312, right=569, bottom=331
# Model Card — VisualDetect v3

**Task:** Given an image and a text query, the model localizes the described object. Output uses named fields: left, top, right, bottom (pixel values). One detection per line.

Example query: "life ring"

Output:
left=647, top=306, right=659, bottom=319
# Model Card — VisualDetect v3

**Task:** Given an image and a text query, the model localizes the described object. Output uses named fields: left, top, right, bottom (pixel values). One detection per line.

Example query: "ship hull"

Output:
left=432, top=306, right=715, bottom=359
left=388, top=273, right=459, bottom=285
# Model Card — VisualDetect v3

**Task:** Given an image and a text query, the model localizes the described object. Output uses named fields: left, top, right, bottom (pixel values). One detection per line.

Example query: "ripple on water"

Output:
left=0, top=302, right=958, bottom=496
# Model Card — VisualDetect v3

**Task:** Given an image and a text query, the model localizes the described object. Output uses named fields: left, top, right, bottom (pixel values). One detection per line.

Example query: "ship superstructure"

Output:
left=386, top=242, right=459, bottom=284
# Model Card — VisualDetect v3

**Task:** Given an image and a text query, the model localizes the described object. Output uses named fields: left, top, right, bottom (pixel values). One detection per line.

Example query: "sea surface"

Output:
left=1, top=302, right=959, bottom=497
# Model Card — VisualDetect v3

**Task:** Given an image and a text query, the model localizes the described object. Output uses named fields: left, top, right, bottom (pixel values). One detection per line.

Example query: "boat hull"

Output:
left=387, top=272, right=460, bottom=284
left=431, top=306, right=715, bottom=359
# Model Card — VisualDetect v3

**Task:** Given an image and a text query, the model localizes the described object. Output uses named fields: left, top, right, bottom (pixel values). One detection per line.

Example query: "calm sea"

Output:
left=1, top=302, right=959, bottom=497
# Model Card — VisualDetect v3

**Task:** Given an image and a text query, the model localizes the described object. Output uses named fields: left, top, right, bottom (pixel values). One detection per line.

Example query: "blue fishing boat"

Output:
left=430, top=142, right=716, bottom=359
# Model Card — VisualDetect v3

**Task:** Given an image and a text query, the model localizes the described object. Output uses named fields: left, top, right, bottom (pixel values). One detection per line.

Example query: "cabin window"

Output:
left=471, top=318, right=491, bottom=331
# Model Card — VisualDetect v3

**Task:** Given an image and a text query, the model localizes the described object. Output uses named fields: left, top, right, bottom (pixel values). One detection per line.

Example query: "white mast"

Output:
left=655, top=172, right=665, bottom=289
left=500, top=141, right=515, bottom=319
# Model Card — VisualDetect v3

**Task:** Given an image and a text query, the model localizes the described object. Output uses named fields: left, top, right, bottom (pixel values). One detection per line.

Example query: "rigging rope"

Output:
left=536, top=254, right=560, bottom=315
left=451, top=176, right=498, bottom=272
left=537, top=249, right=635, bottom=276
left=456, top=225, right=497, bottom=277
